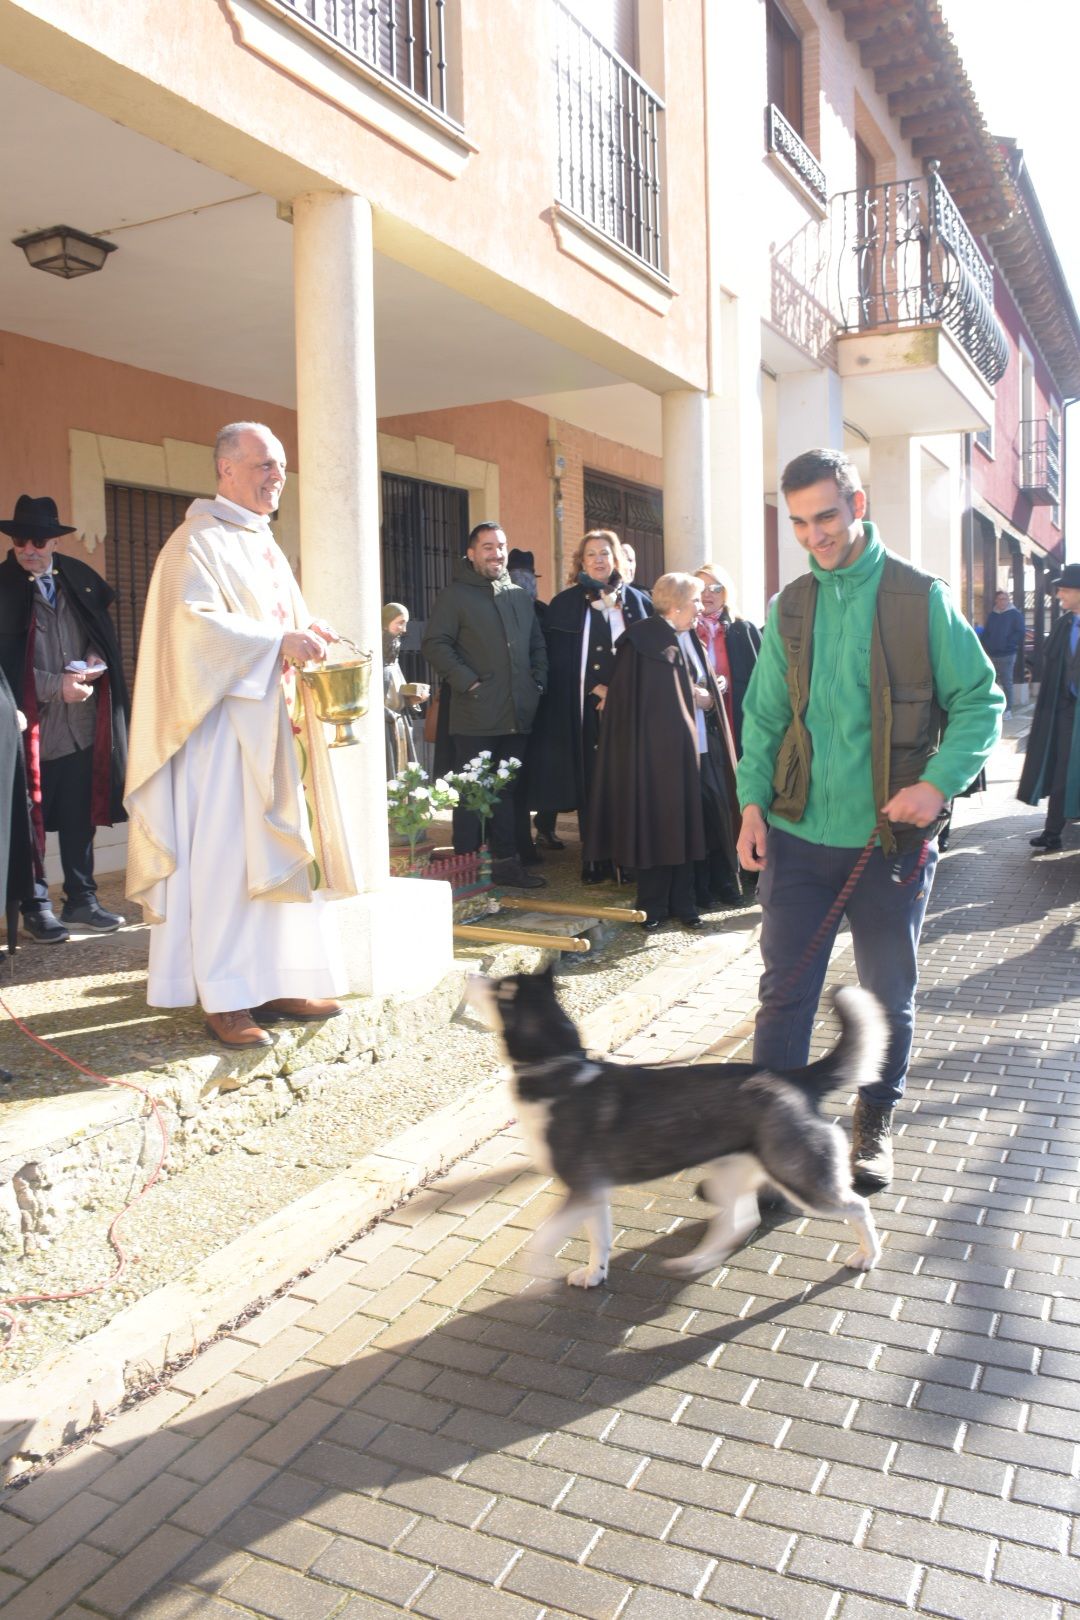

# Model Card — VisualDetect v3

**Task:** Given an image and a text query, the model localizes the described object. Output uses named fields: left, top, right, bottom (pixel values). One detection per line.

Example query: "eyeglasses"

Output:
left=13, top=536, right=52, bottom=549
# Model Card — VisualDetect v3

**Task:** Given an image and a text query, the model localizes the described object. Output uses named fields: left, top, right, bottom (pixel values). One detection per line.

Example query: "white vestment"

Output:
left=125, top=496, right=357, bottom=1012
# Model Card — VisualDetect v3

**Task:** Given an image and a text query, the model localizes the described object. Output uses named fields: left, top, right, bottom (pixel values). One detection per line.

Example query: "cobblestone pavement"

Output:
left=2, top=736, right=1079, bottom=1619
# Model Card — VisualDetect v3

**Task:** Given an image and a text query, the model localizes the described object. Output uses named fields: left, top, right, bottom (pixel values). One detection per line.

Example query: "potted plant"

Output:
left=386, top=763, right=458, bottom=874
left=444, top=751, right=522, bottom=851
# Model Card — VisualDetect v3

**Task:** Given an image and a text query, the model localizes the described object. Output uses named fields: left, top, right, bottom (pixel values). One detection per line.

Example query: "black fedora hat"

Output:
left=1052, top=562, right=1080, bottom=590
left=0, top=494, right=76, bottom=542
left=507, top=548, right=537, bottom=574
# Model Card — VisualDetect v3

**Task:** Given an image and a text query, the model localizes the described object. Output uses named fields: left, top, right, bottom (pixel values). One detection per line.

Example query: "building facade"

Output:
left=1, top=0, right=1076, bottom=990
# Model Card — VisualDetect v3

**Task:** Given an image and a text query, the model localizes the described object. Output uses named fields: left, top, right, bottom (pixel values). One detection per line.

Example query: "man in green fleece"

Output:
left=737, top=449, right=1002, bottom=1191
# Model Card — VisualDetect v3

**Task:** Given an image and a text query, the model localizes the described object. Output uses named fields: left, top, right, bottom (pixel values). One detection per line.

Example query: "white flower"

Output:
left=477, top=750, right=492, bottom=761
left=413, top=786, right=430, bottom=800
left=507, top=757, right=522, bottom=769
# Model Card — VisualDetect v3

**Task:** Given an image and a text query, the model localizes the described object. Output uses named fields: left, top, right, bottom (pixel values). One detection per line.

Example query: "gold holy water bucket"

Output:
left=300, top=650, right=372, bottom=747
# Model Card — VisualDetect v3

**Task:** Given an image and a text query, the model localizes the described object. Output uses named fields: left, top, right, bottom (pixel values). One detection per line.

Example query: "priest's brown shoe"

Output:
left=205, top=1008, right=273, bottom=1048
left=252, top=997, right=344, bottom=1022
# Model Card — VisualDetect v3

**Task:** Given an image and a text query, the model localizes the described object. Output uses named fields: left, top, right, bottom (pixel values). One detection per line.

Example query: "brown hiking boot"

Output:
left=252, top=998, right=344, bottom=1022
left=851, top=1097, right=894, bottom=1192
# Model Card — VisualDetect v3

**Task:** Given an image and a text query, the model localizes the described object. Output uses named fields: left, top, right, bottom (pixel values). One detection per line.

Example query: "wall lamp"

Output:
left=13, top=224, right=117, bottom=279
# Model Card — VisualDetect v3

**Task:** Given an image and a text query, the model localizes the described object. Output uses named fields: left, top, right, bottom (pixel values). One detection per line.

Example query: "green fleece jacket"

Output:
left=737, top=524, right=1003, bottom=847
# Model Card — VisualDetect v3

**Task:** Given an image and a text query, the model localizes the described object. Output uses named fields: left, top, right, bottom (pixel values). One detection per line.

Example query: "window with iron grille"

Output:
left=380, top=472, right=469, bottom=685
left=583, top=470, right=664, bottom=592
left=105, top=484, right=196, bottom=692
left=272, top=0, right=453, bottom=118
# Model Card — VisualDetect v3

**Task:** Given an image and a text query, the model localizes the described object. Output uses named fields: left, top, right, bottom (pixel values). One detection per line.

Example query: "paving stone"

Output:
left=699, top=1558, right=840, bottom=1620
left=395, top=1518, right=516, bottom=1583
left=219, top=1556, right=347, bottom=1619
left=307, top=1537, right=431, bottom=1605
left=410, top=1569, right=542, bottom=1620
left=2, top=1490, right=115, bottom=1578
left=501, top=1547, right=632, bottom=1619
left=917, top=1566, right=1061, bottom=1620
left=89, top=1475, right=199, bottom=1552
left=79, top=1525, right=200, bottom=1616
left=166, top=1457, right=276, bottom=1538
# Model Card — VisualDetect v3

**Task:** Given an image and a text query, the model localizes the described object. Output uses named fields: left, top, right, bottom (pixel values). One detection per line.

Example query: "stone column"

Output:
left=662, top=389, right=710, bottom=574
left=868, top=434, right=921, bottom=565
left=775, top=369, right=843, bottom=586
left=709, top=292, right=766, bottom=618
left=292, top=190, right=451, bottom=998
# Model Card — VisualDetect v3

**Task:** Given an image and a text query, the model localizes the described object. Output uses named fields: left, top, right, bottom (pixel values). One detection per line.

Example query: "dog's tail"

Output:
left=801, top=986, right=889, bottom=1097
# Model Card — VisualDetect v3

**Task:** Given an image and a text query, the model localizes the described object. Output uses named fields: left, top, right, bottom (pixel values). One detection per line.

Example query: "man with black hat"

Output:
left=1019, top=563, right=1080, bottom=852
left=0, top=495, right=129, bottom=941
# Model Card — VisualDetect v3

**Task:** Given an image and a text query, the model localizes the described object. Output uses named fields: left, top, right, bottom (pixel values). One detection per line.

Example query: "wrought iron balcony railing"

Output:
left=830, top=164, right=1007, bottom=386
left=273, top=0, right=450, bottom=117
left=766, top=104, right=827, bottom=208
left=553, top=1, right=665, bottom=273
left=1020, top=418, right=1061, bottom=505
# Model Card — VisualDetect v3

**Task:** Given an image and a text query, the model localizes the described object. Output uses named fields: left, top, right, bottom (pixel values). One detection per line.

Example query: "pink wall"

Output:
left=972, top=275, right=1063, bottom=553
left=0, top=330, right=298, bottom=579
left=378, top=401, right=553, bottom=565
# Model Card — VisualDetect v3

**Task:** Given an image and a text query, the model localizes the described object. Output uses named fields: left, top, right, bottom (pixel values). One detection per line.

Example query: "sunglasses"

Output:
left=13, top=536, right=53, bottom=549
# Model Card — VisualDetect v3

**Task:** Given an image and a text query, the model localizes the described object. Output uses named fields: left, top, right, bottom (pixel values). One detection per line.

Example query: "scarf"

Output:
left=577, top=570, right=624, bottom=612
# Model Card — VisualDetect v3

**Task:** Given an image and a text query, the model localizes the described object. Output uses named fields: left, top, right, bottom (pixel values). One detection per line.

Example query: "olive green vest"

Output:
left=772, top=555, right=944, bottom=854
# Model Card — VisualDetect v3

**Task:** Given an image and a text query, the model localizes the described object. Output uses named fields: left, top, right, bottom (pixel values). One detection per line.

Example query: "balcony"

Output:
left=828, top=164, right=1008, bottom=437
left=552, top=1, right=665, bottom=275
left=1020, top=419, right=1061, bottom=505
left=272, top=0, right=451, bottom=118
left=766, top=104, right=827, bottom=210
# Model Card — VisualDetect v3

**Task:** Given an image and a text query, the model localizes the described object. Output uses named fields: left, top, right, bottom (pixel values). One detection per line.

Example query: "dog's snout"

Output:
left=462, top=973, right=498, bottom=1026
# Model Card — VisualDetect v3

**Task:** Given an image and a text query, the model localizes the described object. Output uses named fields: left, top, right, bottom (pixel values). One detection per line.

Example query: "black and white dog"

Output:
left=470, top=968, right=887, bottom=1287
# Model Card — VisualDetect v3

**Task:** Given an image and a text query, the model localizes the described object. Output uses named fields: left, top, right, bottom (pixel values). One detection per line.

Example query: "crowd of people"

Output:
left=0, top=430, right=1072, bottom=1192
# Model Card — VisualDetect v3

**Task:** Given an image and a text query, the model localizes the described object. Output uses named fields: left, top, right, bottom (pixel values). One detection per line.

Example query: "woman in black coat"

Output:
left=693, top=563, right=761, bottom=756
left=528, top=529, right=652, bottom=880
left=586, top=572, right=741, bottom=928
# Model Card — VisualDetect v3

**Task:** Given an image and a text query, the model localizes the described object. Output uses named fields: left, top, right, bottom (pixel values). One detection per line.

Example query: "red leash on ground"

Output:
left=0, top=990, right=170, bottom=1347
left=778, top=828, right=931, bottom=996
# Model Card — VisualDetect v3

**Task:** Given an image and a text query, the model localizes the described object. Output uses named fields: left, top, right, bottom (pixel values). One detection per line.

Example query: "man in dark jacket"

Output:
left=1019, top=564, right=1080, bottom=853
left=423, top=523, right=548, bottom=888
left=982, top=588, right=1025, bottom=713
left=0, top=495, right=130, bottom=940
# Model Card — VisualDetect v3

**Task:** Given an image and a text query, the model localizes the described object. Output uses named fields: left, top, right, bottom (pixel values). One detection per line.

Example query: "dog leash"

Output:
left=778, top=828, right=930, bottom=996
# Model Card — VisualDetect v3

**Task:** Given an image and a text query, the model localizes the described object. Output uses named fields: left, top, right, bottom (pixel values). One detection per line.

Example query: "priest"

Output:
left=125, top=422, right=357, bottom=1048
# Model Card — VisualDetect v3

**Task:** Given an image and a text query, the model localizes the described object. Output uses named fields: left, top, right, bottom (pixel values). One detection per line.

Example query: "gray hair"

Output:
left=652, top=571, right=703, bottom=616
left=214, top=421, right=275, bottom=476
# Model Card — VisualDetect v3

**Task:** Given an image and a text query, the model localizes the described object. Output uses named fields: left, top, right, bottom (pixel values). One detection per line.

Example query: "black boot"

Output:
left=851, top=1098, right=894, bottom=1192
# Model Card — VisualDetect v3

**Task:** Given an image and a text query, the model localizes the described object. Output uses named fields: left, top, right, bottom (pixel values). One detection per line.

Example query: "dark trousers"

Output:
left=754, top=826, right=938, bottom=1108
left=636, top=862, right=698, bottom=925
left=450, top=734, right=530, bottom=859
left=1043, top=695, right=1077, bottom=840
left=26, top=745, right=97, bottom=916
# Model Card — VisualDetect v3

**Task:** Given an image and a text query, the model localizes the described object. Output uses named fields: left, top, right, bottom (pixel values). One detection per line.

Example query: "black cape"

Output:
left=528, top=580, right=652, bottom=814
left=0, top=665, right=35, bottom=917
left=1019, top=611, right=1080, bottom=815
left=0, top=550, right=131, bottom=830
left=585, top=615, right=708, bottom=870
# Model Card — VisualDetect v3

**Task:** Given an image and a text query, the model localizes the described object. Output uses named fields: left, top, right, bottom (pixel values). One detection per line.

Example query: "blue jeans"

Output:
left=754, top=827, right=938, bottom=1107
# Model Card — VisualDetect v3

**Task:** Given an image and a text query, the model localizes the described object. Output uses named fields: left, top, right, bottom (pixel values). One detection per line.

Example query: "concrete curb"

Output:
left=0, top=920, right=758, bottom=1477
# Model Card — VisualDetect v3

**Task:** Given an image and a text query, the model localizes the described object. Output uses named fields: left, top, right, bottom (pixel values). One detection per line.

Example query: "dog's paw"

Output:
left=844, top=1246, right=878, bottom=1272
left=566, top=1263, right=608, bottom=1288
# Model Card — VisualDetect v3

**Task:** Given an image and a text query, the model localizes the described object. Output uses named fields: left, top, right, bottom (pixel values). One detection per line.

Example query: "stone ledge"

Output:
left=0, top=921, right=757, bottom=1477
